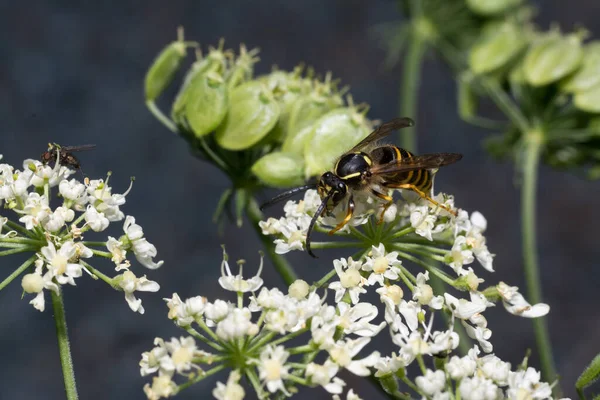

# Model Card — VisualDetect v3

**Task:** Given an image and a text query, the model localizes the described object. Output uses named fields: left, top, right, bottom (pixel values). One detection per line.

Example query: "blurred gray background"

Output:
left=1, top=1, right=598, bottom=399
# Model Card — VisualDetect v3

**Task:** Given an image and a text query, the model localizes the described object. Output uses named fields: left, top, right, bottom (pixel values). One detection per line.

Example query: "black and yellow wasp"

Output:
left=261, top=117, right=462, bottom=257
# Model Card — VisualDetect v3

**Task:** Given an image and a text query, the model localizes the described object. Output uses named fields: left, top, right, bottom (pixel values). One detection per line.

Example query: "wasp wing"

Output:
left=61, top=144, right=97, bottom=152
left=349, top=117, right=414, bottom=152
left=370, top=153, right=463, bottom=175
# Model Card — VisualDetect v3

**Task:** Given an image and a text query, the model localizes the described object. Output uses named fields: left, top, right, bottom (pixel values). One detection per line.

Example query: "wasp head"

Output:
left=317, top=171, right=347, bottom=210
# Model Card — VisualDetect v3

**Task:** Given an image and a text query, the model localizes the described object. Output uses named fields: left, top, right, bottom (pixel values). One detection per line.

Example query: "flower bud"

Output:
left=144, top=27, right=194, bottom=102
left=469, top=22, right=527, bottom=75
left=303, top=107, right=371, bottom=177
left=215, top=81, right=280, bottom=150
left=524, top=31, right=584, bottom=87
left=185, top=70, right=228, bottom=138
left=466, top=0, right=523, bottom=15
left=561, top=42, right=600, bottom=93
left=22, top=273, right=44, bottom=293
left=251, top=152, right=305, bottom=188
left=288, top=279, right=310, bottom=299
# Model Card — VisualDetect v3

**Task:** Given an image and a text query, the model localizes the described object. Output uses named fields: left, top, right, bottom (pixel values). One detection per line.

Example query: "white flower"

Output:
left=216, top=308, right=258, bottom=340
left=162, top=336, right=200, bottom=375
left=84, top=205, right=109, bottom=232
left=506, top=367, right=553, bottom=400
left=27, top=158, right=73, bottom=187
left=117, top=270, right=160, bottom=314
left=447, top=236, right=475, bottom=275
left=218, top=250, right=263, bottom=293
left=410, top=205, right=438, bottom=241
left=335, top=302, right=386, bottom=337
left=274, top=219, right=306, bottom=254
left=459, top=376, right=502, bottom=400
left=107, top=236, right=127, bottom=264
left=143, top=375, right=177, bottom=400
left=478, top=354, right=511, bottom=385
left=328, top=337, right=380, bottom=376
left=497, top=282, right=549, bottom=318
left=18, top=193, right=51, bottom=229
left=140, top=338, right=170, bottom=376
left=257, top=345, right=291, bottom=395
left=443, top=293, right=488, bottom=320
left=21, top=260, right=59, bottom=312
left=361, top=244, right=402, bottom=286
left=328, top=257, right=367, bottom=304
left=213, top=370, right=245, bottom=400
left=123, top=216, right=164, bottom=269
left=259, top=217, right=282, bottom=235
left=86, top=178, right=130, bottom=221
left=333, top=389, right=364, bottom=400
left=305, top=360, right=344, bottom=394
left=416, top=369, right=446, bottom=396
left=413, top=272, right=444, bottom=309
left=59, top=178, right=87, bottom=204
left=39, top=241, right=83, bottom=286
left=204, top=300, right=231, bottom=326
left=373, top=353, right=408, bottom=377
left=0, top=163, right=31, bottom=201
left=446, top=354, right=477, bottom=379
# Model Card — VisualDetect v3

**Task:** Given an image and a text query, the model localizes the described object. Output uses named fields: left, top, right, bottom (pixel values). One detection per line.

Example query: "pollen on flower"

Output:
left=372, top=256, right=389, bottom=274
left=171, top=346, right=193, bottom=367
left=340, top=269, right=361, bottom=288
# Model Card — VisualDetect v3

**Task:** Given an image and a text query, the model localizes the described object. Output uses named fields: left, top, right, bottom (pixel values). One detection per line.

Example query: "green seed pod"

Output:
left=215, top=81, right=280, bottom=150
left=469, top=22, right=527, bottom=75
left=282, top=96, right=334, bottom=154
left=465, top=0, right=522, bottom=16
left=378, top=373, right=399, bottom=395
left=258, top=68, right=311, bottom=143
left=227, top=45, right=260, bottom=92
left=562, top=42, right=600, bottom=93
left=524, top=31, right=584, bottom=87
left=303, top=107, right=371, bottom=178
left=185, top=70, right=228, bottom=138
left=574, top=83, right=600, bottom=113
left=145, top=27, right=194, bottom=102
left=251, top=152, right=305, bottom=187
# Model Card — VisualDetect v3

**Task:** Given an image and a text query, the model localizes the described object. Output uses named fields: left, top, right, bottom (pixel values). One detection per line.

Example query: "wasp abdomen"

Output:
left=372, top=146, right=433, bottom=193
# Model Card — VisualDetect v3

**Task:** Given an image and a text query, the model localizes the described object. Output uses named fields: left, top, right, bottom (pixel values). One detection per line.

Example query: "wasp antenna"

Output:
left=260, top=184, right=316, bottom=211
left=306, top=190, right=334, bottom=258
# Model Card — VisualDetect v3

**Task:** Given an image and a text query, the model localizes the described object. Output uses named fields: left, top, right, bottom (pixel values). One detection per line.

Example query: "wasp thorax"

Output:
left=334, top=152, right=371, bottom=184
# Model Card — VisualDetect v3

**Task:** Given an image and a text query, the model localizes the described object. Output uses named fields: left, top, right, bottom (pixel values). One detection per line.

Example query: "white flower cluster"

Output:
left=415, top=346, right=556, bottom=400
left=259, top=189, right=495, bottom=278
left=140, top=245, right=553, bottom=400
left=0, top=155, right=163, bottom=313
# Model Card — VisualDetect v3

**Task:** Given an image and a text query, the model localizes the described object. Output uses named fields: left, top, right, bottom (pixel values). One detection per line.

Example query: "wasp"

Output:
left=261, top=117, right=462, bottom=257
left=41, top=143, right=96, bottom=171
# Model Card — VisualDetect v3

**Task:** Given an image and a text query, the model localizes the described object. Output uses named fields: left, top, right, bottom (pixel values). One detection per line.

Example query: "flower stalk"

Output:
left=521, top=130, right=560, bottom=394
left=51, top=288, right=79, bottom=400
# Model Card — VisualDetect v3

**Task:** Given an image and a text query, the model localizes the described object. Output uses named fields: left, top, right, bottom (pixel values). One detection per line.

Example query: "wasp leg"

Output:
left=371, top=189, right=393, bottom=224
left=328, top=195, right=355, bottom=235
left=387, top=183, right=457, bottom=216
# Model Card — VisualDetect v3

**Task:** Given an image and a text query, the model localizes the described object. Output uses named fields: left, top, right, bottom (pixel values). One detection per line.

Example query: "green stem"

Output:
left=310, top=241, right=363, bottom=250
left=146, top=100, right=177, bottom=133
left=521, top=132, right=560, bottom=394
left=177, top=364, right=227, bottom=391
left=312, top=268, right=337, bottom=289
left=51, top=289, right=79, bottom=400
left=0, top=255, right=36, bottom=291
left=398, top=31, right=426, bottom=152
left=247, top=198, right=298, bottom=285
left=0, top=246, right=36, bottom=256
